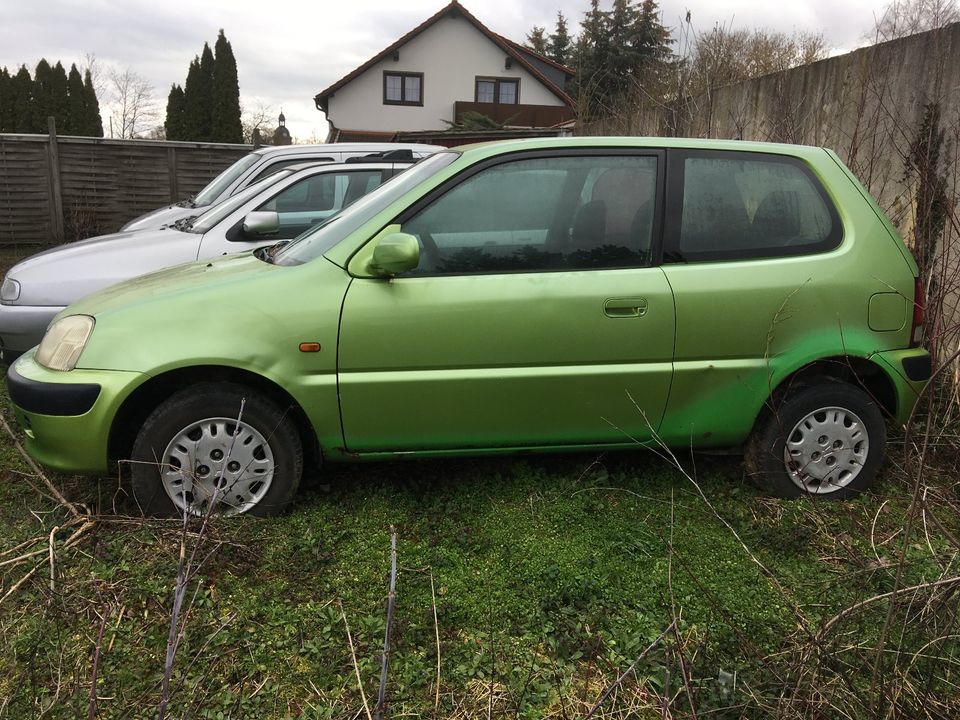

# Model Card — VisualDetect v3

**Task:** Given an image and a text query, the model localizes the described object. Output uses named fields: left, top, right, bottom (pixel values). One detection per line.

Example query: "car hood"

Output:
left=66, top=251, right=346, bottom=375
left=67, top=251, right=274, bottom=319
left=120, top=204, right=197, bottom=232
left=7, top=228, right=201, bottom=307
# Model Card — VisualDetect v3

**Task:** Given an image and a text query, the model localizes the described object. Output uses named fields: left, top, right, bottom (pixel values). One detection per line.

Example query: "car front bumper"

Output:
left=6, top=351, right=145, bottom=474
left=0, top=303, right=64, bottom=358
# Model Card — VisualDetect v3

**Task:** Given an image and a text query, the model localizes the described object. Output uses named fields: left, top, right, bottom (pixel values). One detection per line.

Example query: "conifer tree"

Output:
left=0, top=68, right=10, bottom=132
left=33, top=58, right=54, bottom=131
left=164, top=84, right=186, bottom=140
left=66, top=64, right=86, bottom=134
left=549, top=12, right=573, bottom=65
left=12, top=65, right=35, bottom=132
left=50, top=61, right=70, bottom=130
left=196, top=42, right=215, bottom=140
left=181, top=56, right=202, bottom=139
left=82, top=68, right=103, bottom=136
left=526, top=26, right=549, bottom=55
left=211, top=29, right=243, bottom=143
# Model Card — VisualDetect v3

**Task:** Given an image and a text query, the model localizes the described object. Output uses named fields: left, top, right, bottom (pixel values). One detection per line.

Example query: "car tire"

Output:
left=130, top=382, right=303, bottom=517
left=745, top=381, right=886, bottom=499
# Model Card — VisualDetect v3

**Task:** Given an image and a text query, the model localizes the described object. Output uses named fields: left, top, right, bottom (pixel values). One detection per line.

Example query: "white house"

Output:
left=313, top=1, right=576, bottom=143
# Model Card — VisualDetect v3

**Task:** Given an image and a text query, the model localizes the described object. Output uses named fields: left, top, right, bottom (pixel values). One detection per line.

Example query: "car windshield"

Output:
left=188, top=169, right=295, bottom=234
left=192, top=152, right=262, bottom=207
left=274, top=152, right=459, bottom=266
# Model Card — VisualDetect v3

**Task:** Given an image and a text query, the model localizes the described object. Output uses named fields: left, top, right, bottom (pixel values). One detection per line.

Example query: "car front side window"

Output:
left=400, top=154, right=659, bottom=275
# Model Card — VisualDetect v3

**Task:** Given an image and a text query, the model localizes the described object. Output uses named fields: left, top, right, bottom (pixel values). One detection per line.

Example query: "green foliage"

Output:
left=172, top=31, right=243, bottom=143
left=526, top=26, right=548, bottom=55
left=65, top=64, right=85, bottom=134
left=0, top=59, right=102, bottom=135
left=164, top=84, right=186, bottom=140
left=11, top=65, right=34, bottom=132
left=0, top=67, right=10, bottom=132
left=571, top=0, right=674, bottom=117
left=549, top=11, right=573, bottom=65
left=212, top=29, right=243, bottom=143
left=905, top=101, right=949, bottom=277
left=82, top=69, right=103, bottom=137
left=442, top=110, right=507, bottom=130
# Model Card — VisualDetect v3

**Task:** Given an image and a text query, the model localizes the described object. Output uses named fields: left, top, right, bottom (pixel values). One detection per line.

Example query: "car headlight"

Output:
left=36, top=315, right=95, bottom=371
left=1, top=277, right=20, bottom=302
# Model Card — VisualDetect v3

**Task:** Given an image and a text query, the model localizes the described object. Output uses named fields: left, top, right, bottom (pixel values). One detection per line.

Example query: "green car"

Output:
left=6, top=138, right=930, bottom=516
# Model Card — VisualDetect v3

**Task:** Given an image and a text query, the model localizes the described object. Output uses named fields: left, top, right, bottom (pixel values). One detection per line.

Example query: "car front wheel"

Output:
left=746, top=381, right=886, bottom=499
left=130, top=383, right=303, bottom=517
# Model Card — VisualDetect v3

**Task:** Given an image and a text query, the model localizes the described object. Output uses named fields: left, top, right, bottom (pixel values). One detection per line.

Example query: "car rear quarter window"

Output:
left=666, top=152, right=841, bottom=262
left=400, top=154, right=660, bottom=274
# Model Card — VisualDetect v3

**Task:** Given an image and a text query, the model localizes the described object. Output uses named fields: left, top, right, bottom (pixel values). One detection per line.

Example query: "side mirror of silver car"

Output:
left=242, top=211, right=280, bottom=236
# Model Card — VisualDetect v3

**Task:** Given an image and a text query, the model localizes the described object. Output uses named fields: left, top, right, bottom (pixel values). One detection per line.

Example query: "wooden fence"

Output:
left=0, top=120, right=252, bottom=247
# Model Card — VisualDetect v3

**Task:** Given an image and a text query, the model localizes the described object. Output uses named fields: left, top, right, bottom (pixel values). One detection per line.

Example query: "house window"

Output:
left=475, top=78, right=519, bottom=104
left=383, top=71, right=423, bottom=106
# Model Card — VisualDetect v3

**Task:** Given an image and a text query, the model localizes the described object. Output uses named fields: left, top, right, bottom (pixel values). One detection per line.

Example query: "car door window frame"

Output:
left=389, top=148, right=666, bottom=277
left=662, top=149, right=843, bottom=263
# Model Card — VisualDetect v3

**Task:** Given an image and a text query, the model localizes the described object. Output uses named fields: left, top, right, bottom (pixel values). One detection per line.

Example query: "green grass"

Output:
left=1, top=385, right=957, bottom=719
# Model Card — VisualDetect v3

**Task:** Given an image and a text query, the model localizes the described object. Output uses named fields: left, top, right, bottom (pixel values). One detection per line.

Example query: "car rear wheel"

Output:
left=745, top=381, right=886, bottom=499
left=130, top=383, right=303, bottom=517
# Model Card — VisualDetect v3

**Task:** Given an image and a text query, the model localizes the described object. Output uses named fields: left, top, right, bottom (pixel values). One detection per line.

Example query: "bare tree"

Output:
left=870, top=0, right=959, bottom=42
left=106, top=66, right=158, bottom=139
left=686, top=23, right=828, bottom=96
left=240, top=97, right=274, bottom=144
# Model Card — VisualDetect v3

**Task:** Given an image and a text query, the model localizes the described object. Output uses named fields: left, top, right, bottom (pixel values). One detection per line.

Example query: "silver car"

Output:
left=0, top=160, right=413, bottom=360
left=120, top=143, right=442, bottom=232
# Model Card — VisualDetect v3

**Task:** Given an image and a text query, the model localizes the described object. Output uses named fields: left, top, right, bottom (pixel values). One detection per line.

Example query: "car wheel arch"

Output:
left=753, top=355, right=898, bottom=434
left=108, top=365, right=320, bottom=470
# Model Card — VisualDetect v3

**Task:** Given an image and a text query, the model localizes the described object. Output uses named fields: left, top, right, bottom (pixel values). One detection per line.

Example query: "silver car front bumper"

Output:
left=0, top=303, right=64, bottom=359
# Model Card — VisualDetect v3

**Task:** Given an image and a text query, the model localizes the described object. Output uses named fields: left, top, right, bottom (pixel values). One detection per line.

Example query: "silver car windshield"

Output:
left=274, top=152, right=459, bottom=266
left=193, top=152, right=261, bottom=207
left=189, top=169, right=295, bottom=234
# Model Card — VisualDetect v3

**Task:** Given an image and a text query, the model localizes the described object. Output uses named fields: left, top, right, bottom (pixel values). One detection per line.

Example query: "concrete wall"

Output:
left=581, top=22, right=960, bottom=238
left=326, top=14, right=564, bottom=134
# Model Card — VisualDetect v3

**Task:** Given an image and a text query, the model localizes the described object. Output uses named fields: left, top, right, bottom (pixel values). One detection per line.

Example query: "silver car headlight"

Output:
left=1, top=277, right=20, bottom=302
left=36, top=315, right=95, bottom=371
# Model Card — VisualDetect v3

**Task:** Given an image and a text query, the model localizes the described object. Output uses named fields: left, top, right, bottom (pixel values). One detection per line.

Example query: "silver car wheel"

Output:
left=160, top=417, right=275, bottom=516
left=783, top=406, right=870, bottom=495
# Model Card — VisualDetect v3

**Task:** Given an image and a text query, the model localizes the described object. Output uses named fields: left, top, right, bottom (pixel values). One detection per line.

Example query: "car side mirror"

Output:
left=369, top=232, right=420, bottom=276
left=242, top=211, right=280, bottom=236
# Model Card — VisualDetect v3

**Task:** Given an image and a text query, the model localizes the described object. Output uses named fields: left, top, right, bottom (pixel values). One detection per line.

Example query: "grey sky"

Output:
left=0, top=0, right=893, bottom=141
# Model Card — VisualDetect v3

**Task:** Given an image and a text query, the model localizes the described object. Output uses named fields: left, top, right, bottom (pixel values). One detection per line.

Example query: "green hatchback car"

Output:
left=7, top=138, right=930, bottom=515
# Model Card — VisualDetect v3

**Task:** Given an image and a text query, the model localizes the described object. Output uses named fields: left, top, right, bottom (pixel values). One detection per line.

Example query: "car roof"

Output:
left=281, top=160, right=414, bottom=175
left=450, top=136, right=831, bottom=162
left=251, top=142, right=444, bottom=157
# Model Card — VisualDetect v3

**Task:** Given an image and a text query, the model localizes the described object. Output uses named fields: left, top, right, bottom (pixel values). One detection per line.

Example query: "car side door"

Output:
left=337, top=150, right=677, bottom=453
left=658, top=149, right=846, bottom=447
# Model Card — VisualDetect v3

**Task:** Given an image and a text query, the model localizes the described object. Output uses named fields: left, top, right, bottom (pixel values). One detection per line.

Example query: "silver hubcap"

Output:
left=160, top=417, right=275, bottom=516
left=783, top=406, right=869, bottom=495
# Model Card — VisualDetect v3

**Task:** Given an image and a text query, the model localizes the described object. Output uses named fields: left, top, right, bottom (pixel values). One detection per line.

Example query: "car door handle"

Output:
left=604, top=297, right=648, bottom=318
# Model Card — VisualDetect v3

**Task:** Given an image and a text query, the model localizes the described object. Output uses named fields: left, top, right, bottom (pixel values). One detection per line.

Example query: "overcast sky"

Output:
left=1, top=0, right=893, bottom=142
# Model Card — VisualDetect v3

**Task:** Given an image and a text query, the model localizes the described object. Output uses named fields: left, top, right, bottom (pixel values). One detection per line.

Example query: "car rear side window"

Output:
left=400, top=154, right=659, bottom=275
left=667, top=152, right=840, bottom=262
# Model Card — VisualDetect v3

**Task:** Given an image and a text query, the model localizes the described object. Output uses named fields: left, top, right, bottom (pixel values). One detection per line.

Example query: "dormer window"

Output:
left=475, top=78, right=519, bottom=104
left=383, top=71, right=423, bottom=106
